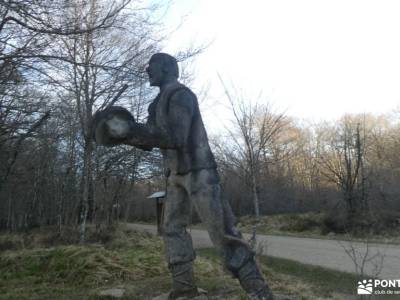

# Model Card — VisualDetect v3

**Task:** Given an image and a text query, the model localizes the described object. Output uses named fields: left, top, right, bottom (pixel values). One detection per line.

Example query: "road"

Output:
left=127, top=223, right=400, bottom=279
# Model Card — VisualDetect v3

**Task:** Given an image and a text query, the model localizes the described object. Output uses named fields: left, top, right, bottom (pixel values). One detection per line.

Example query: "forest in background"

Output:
left=1, top=0, right=400, bottom=242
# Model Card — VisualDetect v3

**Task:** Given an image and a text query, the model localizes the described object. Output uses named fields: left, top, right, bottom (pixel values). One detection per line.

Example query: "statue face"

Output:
left=146, top=59, right=164, bottom=87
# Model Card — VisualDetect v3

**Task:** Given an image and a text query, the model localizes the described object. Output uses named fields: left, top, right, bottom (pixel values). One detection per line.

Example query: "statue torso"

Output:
left=148, top=82, right=217, bottom=175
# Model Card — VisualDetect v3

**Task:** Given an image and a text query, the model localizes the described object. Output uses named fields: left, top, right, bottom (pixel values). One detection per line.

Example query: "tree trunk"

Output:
left=79, top=138, right=93, bottom=244
left=251, top=173, right=260, bottom=218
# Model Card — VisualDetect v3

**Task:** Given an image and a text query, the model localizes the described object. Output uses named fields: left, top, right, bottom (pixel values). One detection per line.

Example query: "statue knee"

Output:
left=162, top=220, right=187, bottom=236
left=163, top=227, right=196, bottom=265
left=225, top=242, right=255, bottom=275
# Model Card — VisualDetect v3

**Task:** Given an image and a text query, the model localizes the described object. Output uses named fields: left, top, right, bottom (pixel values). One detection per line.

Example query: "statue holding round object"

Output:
left=92, top=106, right=135, bottom=146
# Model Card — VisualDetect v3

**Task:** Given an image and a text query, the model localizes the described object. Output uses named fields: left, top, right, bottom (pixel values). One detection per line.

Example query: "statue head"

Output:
left=146, top=53, right=179, bottom=87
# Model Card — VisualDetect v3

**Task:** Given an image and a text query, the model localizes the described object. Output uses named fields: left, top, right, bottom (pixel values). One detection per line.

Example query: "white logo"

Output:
left=358, top=279, right=373, bottom=295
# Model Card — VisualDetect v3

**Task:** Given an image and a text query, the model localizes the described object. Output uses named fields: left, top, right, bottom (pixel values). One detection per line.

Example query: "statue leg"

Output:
left=162, top=174, right=198, bottom=299
left=191, top=169, right=273, bottom=300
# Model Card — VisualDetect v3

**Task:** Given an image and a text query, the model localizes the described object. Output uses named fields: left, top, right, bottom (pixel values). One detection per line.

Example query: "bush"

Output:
left=320, top=209, right=400, bottom=235
left=374, top=210, right=400, bottom=230
left=279, top=213, right=322, bottom=233
left=321, top=212, right=347, bottom=234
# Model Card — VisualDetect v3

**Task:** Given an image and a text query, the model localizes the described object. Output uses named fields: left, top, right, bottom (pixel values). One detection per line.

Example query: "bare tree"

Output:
left=0, top=0, right=162, bottom=233
left=50, top=0, right=163, bottom=243
left=339, top=235, right=386, bottom=280
left=318, top=116, right=370, bottom=229
left=219, top=77, right=287, bottom=218
left=0, top=0, right=131, bottom=194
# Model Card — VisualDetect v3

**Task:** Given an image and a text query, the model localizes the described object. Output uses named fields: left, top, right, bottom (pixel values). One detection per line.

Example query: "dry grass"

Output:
left=0, top=226, right=168, bottom=299
left=0, top=224, right=367, bottom=299
left=0, top=225, right=245, bottom=299
left=236, top=213, right=327, bottom=241
left=237, top=213, right=400, bottom=244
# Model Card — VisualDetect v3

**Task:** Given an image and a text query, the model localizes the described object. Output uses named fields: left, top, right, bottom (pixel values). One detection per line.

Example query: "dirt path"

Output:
left=127, top=223, right=400, bottom=279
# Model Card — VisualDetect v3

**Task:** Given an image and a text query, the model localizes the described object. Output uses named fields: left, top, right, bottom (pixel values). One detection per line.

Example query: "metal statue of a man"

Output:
left=93, top=53, right=273, bottom=300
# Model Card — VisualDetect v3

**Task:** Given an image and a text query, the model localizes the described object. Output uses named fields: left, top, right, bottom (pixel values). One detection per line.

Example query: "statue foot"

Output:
left=237, top=261, right=274, bottom=300
left=168, top=287, right=199, bottom=300
left=152, top=288, right=208, bottom=300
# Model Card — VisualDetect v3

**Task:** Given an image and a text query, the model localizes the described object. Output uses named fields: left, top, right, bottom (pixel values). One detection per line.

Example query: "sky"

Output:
left=159, top=0, right=400, bottom=128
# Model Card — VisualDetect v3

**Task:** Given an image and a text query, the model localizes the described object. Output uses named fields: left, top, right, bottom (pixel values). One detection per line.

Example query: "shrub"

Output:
left=279, top=213, right=322, bottom=233
left=321, top=212, right=347, bottom=234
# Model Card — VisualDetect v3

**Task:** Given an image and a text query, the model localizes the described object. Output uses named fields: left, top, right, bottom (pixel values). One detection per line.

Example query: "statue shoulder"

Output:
left=162, top=82, right=194, bottom=98
left=155, top=82, right=197, bottom=115
left=168, top=82, right=196, bottom=100
left=168, top=85, right=197, bottom=112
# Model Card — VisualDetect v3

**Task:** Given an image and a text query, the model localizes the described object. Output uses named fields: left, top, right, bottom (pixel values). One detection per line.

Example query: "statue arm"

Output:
left=124, top=89, right=194, bottom=150
left=123, top=122, right=167, bottom=150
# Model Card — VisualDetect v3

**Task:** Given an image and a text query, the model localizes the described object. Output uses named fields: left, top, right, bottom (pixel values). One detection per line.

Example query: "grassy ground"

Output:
left=198, top=248, right=361, bottom=299
left=0, top=226, right=248, bottom=300
left=0, top=226, right=169, bottom=299
left=0, top=225, right=386, bottom=299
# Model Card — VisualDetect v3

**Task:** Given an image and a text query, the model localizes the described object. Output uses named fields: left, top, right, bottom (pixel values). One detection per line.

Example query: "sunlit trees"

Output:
left=317, top=116, right=370, bottom=228
left=212, top=109, right=400, bottom=233
left=218, top=78, right=289, bottom=221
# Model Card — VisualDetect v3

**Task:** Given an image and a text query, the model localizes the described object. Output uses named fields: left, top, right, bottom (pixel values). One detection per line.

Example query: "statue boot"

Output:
left=168, top=261, right=199, bottom=300
left=237, top=259, right=274, bottom=300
